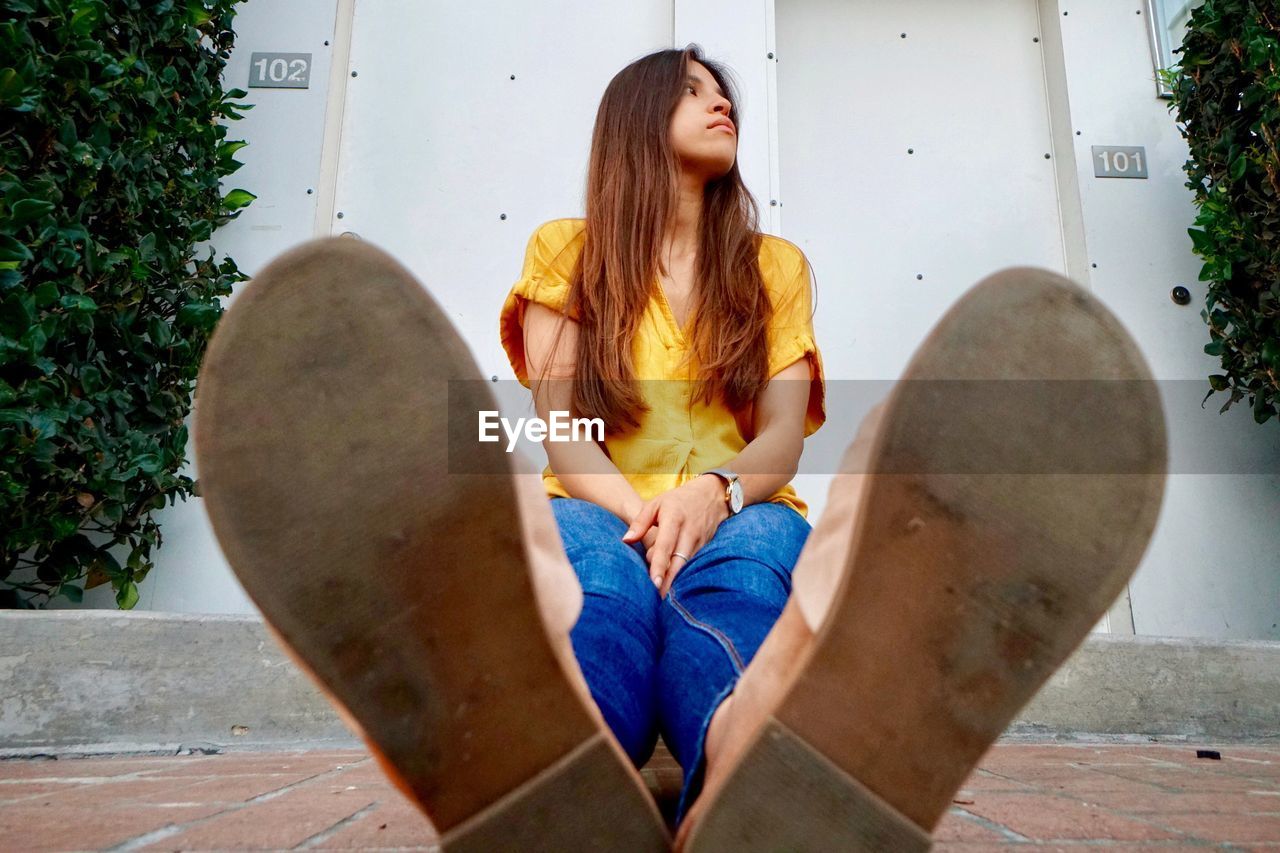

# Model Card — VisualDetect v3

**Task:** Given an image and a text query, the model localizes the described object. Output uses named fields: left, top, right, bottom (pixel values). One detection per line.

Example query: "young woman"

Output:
left=497, top=44, right=827, bottom=831
left=195, top=42, right=1167, bottom=853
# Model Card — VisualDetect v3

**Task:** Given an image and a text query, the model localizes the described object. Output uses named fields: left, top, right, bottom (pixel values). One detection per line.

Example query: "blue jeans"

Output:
left=549, top=495, right=812, bottom=828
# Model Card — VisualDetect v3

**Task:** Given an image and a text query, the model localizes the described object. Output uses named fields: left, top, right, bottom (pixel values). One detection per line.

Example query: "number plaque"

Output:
left=248, top=52, right=312, bottom=89
left=1092, top=146, right=1149, bottom=179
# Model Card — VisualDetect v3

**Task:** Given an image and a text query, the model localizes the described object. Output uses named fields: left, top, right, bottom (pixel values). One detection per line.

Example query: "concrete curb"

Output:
left=1, top=611, right=1277, bottom=756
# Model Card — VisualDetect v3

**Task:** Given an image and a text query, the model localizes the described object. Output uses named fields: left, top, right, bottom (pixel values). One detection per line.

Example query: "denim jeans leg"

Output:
left=549, top=496, right=664, bottom=769
left=656, top=501, right=813, bottom=828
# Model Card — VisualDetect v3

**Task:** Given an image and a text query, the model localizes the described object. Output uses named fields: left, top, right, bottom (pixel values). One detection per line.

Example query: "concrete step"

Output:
left=3, top=610, right=1277, bottom=758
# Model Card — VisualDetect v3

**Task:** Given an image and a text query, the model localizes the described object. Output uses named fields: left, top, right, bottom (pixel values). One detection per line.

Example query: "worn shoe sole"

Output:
left=683, top=266, right=1168, bottom=851
left=193, top=236, right=671, bottom=851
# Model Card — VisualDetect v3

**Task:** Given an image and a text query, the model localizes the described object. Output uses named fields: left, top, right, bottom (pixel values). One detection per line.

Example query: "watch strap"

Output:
left=701, top=468, right=742, bottom=513
left=703, top=467, right=739, bottom=486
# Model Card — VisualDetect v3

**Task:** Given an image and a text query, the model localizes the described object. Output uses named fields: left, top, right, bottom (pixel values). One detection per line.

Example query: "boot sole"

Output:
left=193, top=236, right=670, bottom=850
left=686, top=266, right=1168, bottom=851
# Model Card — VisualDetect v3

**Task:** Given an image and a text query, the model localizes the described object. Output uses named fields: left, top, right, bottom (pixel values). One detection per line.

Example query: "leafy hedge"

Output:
left=0, top=0, right=255, bottom=608
left=1160, top=0, right=1279, bottom=423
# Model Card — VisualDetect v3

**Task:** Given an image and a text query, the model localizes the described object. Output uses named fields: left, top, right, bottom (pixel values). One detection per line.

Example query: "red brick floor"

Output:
left=1, top=741, right=1278, bottom=850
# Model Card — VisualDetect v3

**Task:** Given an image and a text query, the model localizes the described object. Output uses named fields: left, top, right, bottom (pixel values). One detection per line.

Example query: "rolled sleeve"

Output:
left=498, top=219, right=583, bottom=389
left=766, top=245, right=826, bottom=438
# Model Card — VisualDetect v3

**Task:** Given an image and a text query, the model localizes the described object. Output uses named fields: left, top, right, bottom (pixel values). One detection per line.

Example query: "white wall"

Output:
left=1055, top=1, right=1280, bottom=638
left=62, top=0, right=1276, bottom=641
left=330, top=1, right=674, bottom=382
left=762, top=0, right=1280, bottom=639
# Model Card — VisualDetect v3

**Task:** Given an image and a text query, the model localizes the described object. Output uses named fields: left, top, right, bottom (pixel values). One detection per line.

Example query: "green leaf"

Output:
left=131, top=453, right=164, bottom=475
left=9, top=198, right=56, bottom=226
left=58, top=584, right=84, bottom=603
left=1188, top=227, right=1214, bottom=255
left=1, top=290, right=35, bottom=328
left=116, top=580, right=139, bottom=610
left=59, top=293, right=98, bottom=312
left=99, top=501, right=124, bottom=524
left=221, top=188, right=257, bottom=210
left=0, top=67, right=26, bottom=101
left=32, top=281, right=59, bottom=307
left=148, top=316, right=172, bottom=348
left=217, top=140, right=249, bottom=160
left=1253, top=388, right=1274, bottom=424
left=79, top=364, right=102, bottom=393
left=1262, top=339, right=1280, bottom=369
left=138, top=232, right=157, bottom=262
left=21, top=324, right=47, bottom=354
left=49, top=514, right=79, bottom=539
left=0, top=234, right=34, bottom=264
left=1229, top=155, right=1247, bottom=182
left=95, top=548, right=123, bottom=574
left=175, top=301, right=220, bottom=331
left=186, top=0, right=212, bottom=26
left=68, top=1, right=104, bottom=35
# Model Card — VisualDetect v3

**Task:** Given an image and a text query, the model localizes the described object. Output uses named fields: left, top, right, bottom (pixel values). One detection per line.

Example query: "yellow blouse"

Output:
left=497, top=218, right=826, bottom=518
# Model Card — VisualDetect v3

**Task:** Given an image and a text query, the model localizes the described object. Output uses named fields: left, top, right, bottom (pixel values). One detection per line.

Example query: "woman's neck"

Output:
left=662, top=173, right=706, bottom=264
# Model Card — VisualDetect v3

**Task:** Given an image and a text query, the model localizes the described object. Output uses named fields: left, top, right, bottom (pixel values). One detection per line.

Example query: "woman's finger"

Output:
left=643, top=528, right=661, bottom=567
left=622, top=500, right=658, bottom=543
left=649, top=513, right=682, bottom=589
left=658, top=530, right=701, bottom=598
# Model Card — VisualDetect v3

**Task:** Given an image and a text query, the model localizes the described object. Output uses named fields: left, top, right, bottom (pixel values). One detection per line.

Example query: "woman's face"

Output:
left=669, top=60, right=737, bottom=183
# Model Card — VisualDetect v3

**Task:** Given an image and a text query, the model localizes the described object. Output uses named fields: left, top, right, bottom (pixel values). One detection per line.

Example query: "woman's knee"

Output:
left=672, top=555, right=793, bottom=609
left=671, top=504, right=810, bottom=602
left=550, top=494, right=629, bottom=540
left=713, top=502, right=811, bottom=567
left=550, top=497, right=659, bottom=615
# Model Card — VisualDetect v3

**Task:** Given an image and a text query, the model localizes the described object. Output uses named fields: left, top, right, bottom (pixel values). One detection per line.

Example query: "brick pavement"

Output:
left=1, top=741, right=1277, bottom=850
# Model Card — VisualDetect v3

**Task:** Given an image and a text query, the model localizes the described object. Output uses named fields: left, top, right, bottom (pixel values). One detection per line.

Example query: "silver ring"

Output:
left=672, top=552, right=690, bottom=562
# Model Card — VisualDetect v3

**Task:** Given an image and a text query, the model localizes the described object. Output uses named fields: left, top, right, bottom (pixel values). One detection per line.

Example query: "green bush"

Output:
left=1160, top=0, right=1279, bottom=424
left=0, top=0, right=255, bottom=608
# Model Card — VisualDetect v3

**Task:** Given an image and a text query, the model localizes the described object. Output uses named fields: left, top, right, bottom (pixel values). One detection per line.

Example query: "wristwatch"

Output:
left=701, top=467, right=744, bottom=515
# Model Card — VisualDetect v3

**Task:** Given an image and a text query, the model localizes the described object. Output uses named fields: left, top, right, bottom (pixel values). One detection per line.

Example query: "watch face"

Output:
left=729, top=479, right=744, bottom=513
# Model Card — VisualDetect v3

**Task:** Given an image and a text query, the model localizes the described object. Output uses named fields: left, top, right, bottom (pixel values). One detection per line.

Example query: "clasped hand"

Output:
left=621, top=475, right=729, bottom=598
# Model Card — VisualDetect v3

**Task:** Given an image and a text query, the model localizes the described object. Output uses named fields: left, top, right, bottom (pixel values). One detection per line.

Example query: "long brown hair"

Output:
left=534, top=44, right=775, bottom=434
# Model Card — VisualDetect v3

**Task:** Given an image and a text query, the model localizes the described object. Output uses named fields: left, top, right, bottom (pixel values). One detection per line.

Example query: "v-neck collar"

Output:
left=653, top=276, right=693, bottom=344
